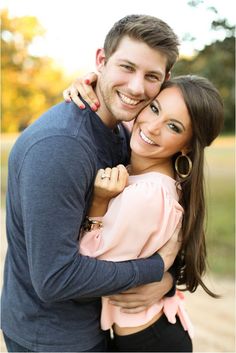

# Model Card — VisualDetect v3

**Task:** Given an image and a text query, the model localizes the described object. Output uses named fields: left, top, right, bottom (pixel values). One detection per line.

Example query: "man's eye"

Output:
left=121, top=65, right=133, bottom=71
left=146, top=74, right=162, bottom=82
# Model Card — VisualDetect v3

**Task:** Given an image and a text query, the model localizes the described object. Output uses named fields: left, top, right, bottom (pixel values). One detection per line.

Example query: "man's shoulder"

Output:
left=10, top=103, right=97, bottom=170
left=15, top=102, right=91, bottom=146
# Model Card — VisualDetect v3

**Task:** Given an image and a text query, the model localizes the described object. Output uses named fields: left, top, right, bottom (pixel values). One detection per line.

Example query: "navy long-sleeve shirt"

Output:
left=1, top=101, right=164, bottom=352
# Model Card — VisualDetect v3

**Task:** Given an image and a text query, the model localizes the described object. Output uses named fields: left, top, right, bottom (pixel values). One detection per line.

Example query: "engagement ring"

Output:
left=101, top=173, right=110, bottom=180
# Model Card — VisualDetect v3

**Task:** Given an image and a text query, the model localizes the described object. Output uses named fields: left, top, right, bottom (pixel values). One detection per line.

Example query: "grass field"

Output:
left=204, top=137, right=235, bottom=276
left=1, top=134, right=235, bottom=276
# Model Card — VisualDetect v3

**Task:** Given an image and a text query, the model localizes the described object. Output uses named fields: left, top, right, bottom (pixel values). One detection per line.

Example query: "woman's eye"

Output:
left=168, top=123, right=181, bottom=133
left=150, top=104, right=159, bottom=115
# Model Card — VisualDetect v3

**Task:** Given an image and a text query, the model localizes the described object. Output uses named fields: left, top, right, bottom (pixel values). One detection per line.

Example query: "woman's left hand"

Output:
left=88, top=165, right=129, bottom=217
left=94, top=165, right=129, bottom=201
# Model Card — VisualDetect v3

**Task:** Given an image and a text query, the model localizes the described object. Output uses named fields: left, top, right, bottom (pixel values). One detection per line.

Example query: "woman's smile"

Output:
left=139, top=129, right=159, bottom=146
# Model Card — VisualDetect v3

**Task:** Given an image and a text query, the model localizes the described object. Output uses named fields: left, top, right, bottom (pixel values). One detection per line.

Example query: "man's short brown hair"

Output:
left=104, top=14, right=180, bottom=74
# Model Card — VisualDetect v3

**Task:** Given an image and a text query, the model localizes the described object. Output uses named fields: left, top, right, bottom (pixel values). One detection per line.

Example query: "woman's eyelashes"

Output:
left=150, top=103, right=160, bottom=115
left=168, top=122, right=181, bottom=133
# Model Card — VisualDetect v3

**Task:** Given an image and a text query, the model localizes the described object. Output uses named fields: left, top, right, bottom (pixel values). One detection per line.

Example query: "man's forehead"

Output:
left=111, top=40, right=167, bottom=75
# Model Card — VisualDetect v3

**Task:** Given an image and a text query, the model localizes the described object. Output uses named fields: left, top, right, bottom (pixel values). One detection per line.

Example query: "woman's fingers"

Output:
left=83, top=73, right=100, bottom=110
left=94, top=166, right=128, bottom=198
left=62, top=72, right=100, bottom=110
left=63, top=88, right=72, bottom=103
left=62, top=84, right=85, bottom=108
left=70, top=84, right=86, bottom=109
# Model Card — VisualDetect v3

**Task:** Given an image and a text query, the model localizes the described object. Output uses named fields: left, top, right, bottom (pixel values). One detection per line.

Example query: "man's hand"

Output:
left=107, top=272, right=173, bottom=314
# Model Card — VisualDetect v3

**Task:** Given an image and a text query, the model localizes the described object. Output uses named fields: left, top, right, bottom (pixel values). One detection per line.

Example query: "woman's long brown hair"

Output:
left=162, top=76, right=224, bottom=297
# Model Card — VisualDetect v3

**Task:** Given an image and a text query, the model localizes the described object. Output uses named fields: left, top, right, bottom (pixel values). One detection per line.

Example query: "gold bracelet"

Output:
left=83, top=217, right=103, bottom=232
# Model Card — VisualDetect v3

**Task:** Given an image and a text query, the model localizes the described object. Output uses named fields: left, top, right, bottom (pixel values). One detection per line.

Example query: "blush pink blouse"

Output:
left=79, top=172, right=194, bottom=338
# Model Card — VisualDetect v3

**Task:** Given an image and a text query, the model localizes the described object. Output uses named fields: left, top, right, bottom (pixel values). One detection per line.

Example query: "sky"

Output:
left=2, top=0, right=235, bottom=75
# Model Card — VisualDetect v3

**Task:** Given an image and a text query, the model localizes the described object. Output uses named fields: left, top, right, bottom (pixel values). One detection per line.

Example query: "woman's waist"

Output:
left=113, top=309, right=163, bottom=335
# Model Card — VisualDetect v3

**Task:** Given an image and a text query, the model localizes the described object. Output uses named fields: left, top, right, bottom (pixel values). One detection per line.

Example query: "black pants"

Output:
left=113, top=314, right=193, bottom=352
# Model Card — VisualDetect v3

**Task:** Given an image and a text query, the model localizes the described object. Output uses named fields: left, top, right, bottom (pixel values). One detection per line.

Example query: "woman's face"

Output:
left=130, top=86, right=193, bottom=161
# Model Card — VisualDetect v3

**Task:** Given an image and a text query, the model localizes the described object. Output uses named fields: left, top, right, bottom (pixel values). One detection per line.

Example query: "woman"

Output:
left=65, top=75, right=224, bottom=352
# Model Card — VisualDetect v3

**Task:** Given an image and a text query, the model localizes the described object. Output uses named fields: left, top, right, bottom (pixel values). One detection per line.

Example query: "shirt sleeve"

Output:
left=80, top=179, right=183, bottom=261
left=19, top=136, right=164, bottom=302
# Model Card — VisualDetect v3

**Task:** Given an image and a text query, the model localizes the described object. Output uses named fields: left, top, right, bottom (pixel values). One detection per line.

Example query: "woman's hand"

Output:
left=88, top=165, right=129, bottom=217
left=63, top=72, right=100, bottom=111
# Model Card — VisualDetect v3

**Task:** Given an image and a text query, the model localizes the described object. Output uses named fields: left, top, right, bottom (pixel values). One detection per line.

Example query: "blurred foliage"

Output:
left=173, top=9, right=235, bottom=133
left=173, top=37, right=235, bottom=133
left=1, top=9, right=71, bottom=132
left=1, top=6, right=235, bottom=133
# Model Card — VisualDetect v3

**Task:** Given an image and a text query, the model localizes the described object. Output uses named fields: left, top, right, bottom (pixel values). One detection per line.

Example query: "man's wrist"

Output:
left=165, top=271, right=176, bottom=297
left=133, top=253, right=164, bottom=285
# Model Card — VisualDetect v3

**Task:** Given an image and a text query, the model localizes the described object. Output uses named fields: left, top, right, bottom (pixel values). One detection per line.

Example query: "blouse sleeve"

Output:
left=79, top=180, right=183, bottom=261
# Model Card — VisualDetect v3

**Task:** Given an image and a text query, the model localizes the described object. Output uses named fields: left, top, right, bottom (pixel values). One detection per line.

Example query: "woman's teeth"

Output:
left=140, top=130, right=156, bottom=145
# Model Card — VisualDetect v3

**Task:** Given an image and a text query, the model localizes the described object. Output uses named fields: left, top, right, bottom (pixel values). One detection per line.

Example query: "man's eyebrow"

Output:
left=148, top=70, right=165, bottom=78
left=117, top=59, right=135, bottom=66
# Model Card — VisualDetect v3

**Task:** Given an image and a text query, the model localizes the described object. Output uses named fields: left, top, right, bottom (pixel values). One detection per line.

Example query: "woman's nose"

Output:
left=147, top=119, right=162, bottom=135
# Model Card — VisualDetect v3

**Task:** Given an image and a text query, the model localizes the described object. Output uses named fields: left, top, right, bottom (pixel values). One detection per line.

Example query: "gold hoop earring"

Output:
left=175, top=153, right=192, bottom=179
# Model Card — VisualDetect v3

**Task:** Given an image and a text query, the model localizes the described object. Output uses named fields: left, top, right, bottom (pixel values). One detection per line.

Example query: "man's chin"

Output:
left=113, top=107, right=139, bottom=123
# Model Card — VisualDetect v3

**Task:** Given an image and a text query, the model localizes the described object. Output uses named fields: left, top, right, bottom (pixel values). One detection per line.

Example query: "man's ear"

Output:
left=96, top=48, right=106, bottom=72
left=165, top=71, right=171, bottom=81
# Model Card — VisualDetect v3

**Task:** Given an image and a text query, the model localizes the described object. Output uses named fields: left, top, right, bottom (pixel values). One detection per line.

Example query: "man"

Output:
left=1, top=15, right=180, bottom=352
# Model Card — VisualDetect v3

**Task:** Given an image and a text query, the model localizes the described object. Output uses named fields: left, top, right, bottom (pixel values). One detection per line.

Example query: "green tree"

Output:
left=1, top=9, right=70, bottom=132
left=173, top=3, right=235, bottom=133
left=173, top=36, right=235, bottom=133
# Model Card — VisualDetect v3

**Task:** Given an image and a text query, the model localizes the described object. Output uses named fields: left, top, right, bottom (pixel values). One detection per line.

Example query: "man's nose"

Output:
left=127, top=74, right=145, bottom=96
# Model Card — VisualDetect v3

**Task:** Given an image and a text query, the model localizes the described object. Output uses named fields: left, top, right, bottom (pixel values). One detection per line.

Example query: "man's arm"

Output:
left=19, top=135, right=166, bottom=303
left=107, top=228, right=181, bottom=312
left=108, top=272, right=173, bottom=313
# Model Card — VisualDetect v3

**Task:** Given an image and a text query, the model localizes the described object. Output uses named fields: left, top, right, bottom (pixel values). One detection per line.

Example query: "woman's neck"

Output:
left=129, top=153, right=174, bottom=178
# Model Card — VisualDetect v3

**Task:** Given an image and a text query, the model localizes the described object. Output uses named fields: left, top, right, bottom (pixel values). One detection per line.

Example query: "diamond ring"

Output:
left=101, top=173, right=111, bottom=180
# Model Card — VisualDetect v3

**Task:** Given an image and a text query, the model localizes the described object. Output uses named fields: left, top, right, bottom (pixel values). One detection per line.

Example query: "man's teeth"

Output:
left=119, top=93, right=140, bottom=106
left=140, top=130, right=156, bottom=145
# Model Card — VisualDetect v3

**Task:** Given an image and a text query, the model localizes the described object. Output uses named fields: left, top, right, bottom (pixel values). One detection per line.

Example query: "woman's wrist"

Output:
left=88, top=197, right=110, bottom=217
left=83, top=216, right=103, bottom=232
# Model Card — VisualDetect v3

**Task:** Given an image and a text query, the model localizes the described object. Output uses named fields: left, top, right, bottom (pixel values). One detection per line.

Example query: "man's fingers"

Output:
left=120, top=306, right=147, bottom=314
left=108, top=293, right=146, bottom=304
left=109, top=299, right=144, bottom=308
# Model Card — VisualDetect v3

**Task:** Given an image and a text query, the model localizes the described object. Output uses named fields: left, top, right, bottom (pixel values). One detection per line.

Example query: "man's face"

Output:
left=95, top=36, right=168, bottom=128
